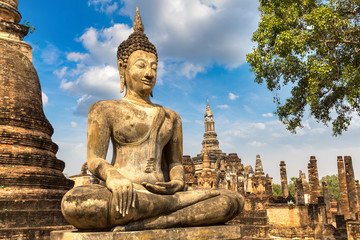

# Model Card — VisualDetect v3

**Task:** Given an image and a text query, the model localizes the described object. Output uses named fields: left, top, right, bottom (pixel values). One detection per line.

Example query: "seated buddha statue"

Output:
left=61, top=8, right=244, bottom=231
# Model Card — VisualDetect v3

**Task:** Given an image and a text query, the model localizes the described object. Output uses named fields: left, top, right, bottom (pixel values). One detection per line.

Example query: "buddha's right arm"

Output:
left=86, top=102, right=122, bottom=181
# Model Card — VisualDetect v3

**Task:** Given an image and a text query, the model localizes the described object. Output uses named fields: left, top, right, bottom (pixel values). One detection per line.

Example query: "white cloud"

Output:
left=42, top=92, right=48, bottom=106
left=70, top=121, right=78, bottom=128
left=174, top=62, right=205, bottom=79
left=349, top=114, right=360, bottom=129
left=251, top=122, right=266, bottom=130
left=58, top=0, right=260, bottom=115
left=54, top=67, right=68, bottom=78
left=78, top=24, right=133, bottom=65
left=217, top=104, right=230, bottom=109
left=120, top=0, right=259, bottom=69
left=88, top=0, right=118, bottom=14
left=41, top=43, right=61, bottom=65
left=67, top=52, right=90, bottom=62
left=262, top=113, right=273, bottom=117
left=248, top=141, right=266, bottom=147
left=195, top=120, right=203, bottom=125
left=61, top=65, right=120, bottom=98
left=229, top=92, right=239, bottom=100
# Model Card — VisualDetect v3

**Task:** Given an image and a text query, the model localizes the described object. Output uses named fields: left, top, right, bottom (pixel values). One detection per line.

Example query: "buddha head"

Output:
left=117, top=7, right=158, bottom=97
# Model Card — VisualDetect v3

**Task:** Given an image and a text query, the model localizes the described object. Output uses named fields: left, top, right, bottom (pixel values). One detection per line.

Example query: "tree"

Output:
left=272, top=183, right=282, bottom=196
left=288, top=177, right=296, bottom=197
left=247, top=0, right=360, bottom=135
left=320, top=174, right=340, bottom=201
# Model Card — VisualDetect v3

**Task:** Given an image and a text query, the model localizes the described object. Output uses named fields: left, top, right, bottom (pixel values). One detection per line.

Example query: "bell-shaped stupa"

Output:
left=0, top=1, right=74, bottom=239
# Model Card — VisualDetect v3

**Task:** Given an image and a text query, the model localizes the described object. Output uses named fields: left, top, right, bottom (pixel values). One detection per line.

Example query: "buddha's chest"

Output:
left=111, top=107, right=172, bottom=145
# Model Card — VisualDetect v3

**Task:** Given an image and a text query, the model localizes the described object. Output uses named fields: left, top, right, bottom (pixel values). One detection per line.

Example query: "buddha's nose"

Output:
left=145, top=68, right=154, bottom=79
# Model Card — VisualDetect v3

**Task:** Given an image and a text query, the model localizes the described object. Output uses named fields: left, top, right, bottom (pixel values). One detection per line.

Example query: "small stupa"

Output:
left=0, top=0, right=74, bottom=239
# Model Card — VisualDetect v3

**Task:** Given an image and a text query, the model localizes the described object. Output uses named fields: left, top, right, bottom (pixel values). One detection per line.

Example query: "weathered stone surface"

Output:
left=280, top=161, right=289, bottom=198
left=347, top=220, right=360, bottom=240
left=337, top=156, right=350, bottom=219
left=344, top=156, right=359, bottom=220
left=322, top=181, right=331, bottom=221
left=61, top=8, right=244, bottom=231
left=295, top=177, right=305, bottom=205
left=308, top=156, right=320, bottom=204
left=51, top=225, right=241, bottom=240
left=1, top=226, right=74, bottom=240
left=0, top=1, right=73, bottom=239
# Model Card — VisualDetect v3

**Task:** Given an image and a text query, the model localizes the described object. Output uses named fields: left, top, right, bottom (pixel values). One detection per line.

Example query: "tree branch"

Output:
left=321, top=40, right=360, bottom=46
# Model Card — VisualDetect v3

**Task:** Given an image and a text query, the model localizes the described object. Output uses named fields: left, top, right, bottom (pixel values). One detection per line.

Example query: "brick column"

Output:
left=356, top=180, right=360, bottom=213
left=295, top=177, right=305, bottom=205
left=322, top=182, right=331, bottom=221
left=344, top=156, right=359, bottom=220
left=300, top=170, right=310, bottom=204
left=337, top=156, right=350, bottom=219
left=280, top=161, right=289, bottom=198
left=308, top=156, right=320, bottom=204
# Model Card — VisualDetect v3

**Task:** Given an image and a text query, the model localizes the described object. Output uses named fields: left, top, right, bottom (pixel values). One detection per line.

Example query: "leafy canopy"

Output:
left=247, top=0, right=360, bottom=135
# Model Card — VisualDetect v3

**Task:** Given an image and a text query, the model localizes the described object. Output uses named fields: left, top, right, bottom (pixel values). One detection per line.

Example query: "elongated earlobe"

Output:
left=150, top=91, right=153, bottom=98
left=120, top=77, right=125, bottom=93
left=118, top=60, right=125, bottom=93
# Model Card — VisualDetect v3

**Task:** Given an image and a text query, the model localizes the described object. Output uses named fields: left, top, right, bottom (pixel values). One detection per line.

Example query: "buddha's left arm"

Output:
left=166, top=112, right=185, bottom=185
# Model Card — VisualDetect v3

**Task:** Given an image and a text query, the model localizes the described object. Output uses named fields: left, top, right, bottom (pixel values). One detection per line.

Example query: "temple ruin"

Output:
left=182, top=99, right=360, bottom=239
left=0, top=1, right=74, bottom=239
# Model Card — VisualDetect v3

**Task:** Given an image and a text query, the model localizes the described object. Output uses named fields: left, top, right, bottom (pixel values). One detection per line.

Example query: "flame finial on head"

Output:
left=133, top=7, right=144, bottom=33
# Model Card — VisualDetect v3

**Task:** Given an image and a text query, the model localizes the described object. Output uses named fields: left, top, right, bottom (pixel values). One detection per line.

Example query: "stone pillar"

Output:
left=356, top=180, right=360, bottom=213
left=344, top=156, right=359, bottom=220
left=322, top=182, right=331, bottom=221
left=308, top=156, right=320, bottom=204
left=265, top=174, right=273, bottom=195
left=300, top=170, right=310, bottom=204
left=337, top=156, right=350, bottom=219
left=295, top=177, right=305, bottom=205
left=255, top=154, right=264, bottom=177
left=280, top=161, right=289, bottom=198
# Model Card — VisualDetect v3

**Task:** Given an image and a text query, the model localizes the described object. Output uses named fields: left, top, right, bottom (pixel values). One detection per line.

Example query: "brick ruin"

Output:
left=183, top=100, right=272, bottom=197
left=0, top=1, right=74, bottom=239
left=182, top=99, right=360, bottom=239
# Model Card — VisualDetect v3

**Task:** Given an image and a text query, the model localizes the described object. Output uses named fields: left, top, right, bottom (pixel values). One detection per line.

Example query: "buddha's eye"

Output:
left=135, top=62, right=146, bottom=68
left=152, top=64, right=157, bottom=70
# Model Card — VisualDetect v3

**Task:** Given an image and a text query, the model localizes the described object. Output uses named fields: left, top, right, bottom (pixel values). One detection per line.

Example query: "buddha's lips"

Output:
left=141, top=79, right=153, bottom=85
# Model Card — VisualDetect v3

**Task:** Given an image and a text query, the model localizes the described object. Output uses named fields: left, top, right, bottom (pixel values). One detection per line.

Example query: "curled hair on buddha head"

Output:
left=117, top=7, right=158, bottom=95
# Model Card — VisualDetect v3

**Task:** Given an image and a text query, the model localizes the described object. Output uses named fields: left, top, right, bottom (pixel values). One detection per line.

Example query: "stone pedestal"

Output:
left=51, top=225, right=242, bottom=240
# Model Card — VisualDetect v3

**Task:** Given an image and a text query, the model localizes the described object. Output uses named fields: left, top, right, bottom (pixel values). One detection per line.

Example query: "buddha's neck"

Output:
left=124, top=91, right=153, bottom=106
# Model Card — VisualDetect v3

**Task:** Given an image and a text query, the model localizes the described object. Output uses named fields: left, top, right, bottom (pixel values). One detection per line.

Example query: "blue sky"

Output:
left=18, top=0, right=360, bottom=184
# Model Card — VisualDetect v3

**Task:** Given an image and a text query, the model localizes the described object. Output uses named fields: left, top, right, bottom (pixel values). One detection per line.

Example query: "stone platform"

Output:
left=51, top=225, right=242, bottom=240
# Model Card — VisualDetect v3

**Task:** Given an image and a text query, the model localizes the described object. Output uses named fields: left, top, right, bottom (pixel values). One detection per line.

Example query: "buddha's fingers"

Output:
left=119, top=188, right=123, bottom=215
left=131, top=188, right=136, bottom=208
left=124, top=186, right=131, bottom=215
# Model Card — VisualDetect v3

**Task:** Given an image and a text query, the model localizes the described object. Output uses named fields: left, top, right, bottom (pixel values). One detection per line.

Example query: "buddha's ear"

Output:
left=118, top=60, right=125, bottom=93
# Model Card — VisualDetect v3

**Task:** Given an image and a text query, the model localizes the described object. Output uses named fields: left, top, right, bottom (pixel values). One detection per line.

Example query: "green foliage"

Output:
left=22, top=20, right=36, bottom=34
left=320, top=174, right=340, bottom=201
left=247, top=0, right=360, bottom=135
left=288, top=177, right=296, bottom=197
left=272, top=183, right=282, bottom=195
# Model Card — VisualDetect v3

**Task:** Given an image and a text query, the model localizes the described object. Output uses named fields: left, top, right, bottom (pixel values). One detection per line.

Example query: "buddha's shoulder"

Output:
left=88, top=100, right=123, bottom=115
left=159, top=106, right=181, bottom=122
